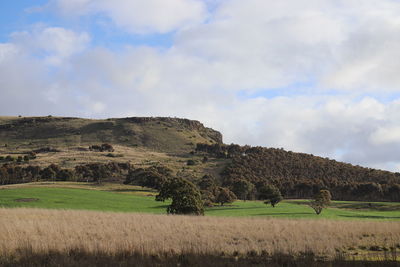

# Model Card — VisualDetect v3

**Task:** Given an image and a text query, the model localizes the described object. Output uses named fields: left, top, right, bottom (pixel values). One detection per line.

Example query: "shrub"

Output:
left=187, top=160, right=196, bottom=166
left=89, top=144, right=114, bottom=152
left=58, top=169, right=75, bottom=181
left=124, top=166, right=172, bottom=190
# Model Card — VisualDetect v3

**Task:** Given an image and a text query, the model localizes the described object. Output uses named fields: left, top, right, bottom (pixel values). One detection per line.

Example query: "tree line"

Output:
left=0, top=162, right=131, bottom=185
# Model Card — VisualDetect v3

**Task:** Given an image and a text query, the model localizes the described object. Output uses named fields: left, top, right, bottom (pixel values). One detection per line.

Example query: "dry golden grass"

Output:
left=1, top=208, right=399, bottom=262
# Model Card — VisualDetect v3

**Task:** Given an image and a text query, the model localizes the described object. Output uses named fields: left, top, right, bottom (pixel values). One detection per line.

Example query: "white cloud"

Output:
left=0, top=44, right=18, bottom=62
left=11, top=26, right=90, bottom=65
left=370, top=127, right=400, bottom=146
left=51, top=0, right=207, bottom=34
left=3, top=0, right=400, bottom=171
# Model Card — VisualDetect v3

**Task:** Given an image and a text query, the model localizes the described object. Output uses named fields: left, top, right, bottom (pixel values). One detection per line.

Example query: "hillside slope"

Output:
left=196, top=144, right=400, bottom=201
left=0, top=116, right=222, bottom=153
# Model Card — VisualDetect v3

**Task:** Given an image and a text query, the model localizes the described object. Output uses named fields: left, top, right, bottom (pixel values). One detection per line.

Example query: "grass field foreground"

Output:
left=0, top=208, right=399, bottom=265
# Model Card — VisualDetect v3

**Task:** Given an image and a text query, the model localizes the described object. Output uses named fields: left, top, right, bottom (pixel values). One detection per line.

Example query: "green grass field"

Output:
left=1, top=185, right=399, bottom=220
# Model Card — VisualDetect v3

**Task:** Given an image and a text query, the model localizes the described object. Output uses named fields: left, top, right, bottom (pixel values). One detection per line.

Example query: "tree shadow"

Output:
left=148, top=204, right=169, bottom=209
left=207, top=206, right=264, bottom=211
left=332, top=203, right=400, bottom=212
left=339, top=214, right=400, bottom=219
left=253, top=212, right=313, bottom=216
left=109, top=189, right=155, bottom=193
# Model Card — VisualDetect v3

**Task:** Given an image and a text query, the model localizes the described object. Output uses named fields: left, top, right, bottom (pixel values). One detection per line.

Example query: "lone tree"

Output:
left=309, top=189, right=331, bottom=215
left=259, top=184, right=283, bottom=207
left=156, top=177, right=204, bottom=215
left=214, top=187, right=237, bottom=206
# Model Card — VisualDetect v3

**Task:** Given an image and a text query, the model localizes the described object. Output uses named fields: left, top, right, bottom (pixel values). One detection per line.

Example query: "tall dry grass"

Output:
left=1, top=208, right=399, bottom=262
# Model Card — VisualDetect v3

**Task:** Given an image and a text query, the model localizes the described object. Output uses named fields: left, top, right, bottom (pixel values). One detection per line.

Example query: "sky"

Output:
left=1, top=0, right=400, bottom=171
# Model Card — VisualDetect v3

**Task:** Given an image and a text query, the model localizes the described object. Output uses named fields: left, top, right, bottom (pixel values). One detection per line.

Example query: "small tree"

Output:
left=231, top=179, right=254, bottom=201
left=156, top=177, right=204, bottom=215
left=259, top=184, right=283, bottom=207
left=309, top=189, right=331, bottom=215
left=214, top=187, right=237, bottom=206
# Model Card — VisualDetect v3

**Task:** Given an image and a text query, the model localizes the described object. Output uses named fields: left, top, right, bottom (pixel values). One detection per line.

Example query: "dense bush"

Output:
left=89, top=143, right=114, bottom=152
left=196, top=143, right=400, bottom=202
left=124, top=166, right=172, bottom=190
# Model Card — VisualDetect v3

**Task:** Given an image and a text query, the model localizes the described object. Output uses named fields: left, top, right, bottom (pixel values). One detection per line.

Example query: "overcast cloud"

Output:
left=1, top=0, right=400, bottom=171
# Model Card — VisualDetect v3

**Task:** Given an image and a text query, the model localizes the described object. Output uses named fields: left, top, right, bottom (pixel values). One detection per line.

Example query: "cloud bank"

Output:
left=1, top=0, right=400, bottom=171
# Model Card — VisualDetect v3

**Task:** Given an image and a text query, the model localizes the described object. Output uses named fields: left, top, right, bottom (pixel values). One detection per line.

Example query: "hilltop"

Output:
left=0, top=116, right=222, bottom=152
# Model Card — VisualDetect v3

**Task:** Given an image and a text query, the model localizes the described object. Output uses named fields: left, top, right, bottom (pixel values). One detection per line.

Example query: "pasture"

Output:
left=0, top=182, right=399, bottom=220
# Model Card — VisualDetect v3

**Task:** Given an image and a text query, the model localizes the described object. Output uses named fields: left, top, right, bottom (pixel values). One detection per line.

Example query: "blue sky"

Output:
left=1, top=0, right=400, bottom=171
left=0, top=1, right=175, bottom=48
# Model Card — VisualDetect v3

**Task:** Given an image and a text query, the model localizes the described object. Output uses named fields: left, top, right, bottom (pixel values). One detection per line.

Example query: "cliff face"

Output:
left=116, top=117, right=223, bottom=144
left=0, top=116, right=223, bottom=153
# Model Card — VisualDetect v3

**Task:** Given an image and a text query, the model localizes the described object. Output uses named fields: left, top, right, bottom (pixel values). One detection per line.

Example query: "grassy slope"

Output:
left=0, top=185, right=399, bottom=220
left=0, top=116, right=228, bottom=181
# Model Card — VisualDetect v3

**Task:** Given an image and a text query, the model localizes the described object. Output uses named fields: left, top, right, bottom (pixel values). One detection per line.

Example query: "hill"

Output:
left=0, top=116, right=227, bottom=180
left=0, top=116, right=222, bottom=153
left=196, top=144, right=400, bottom=201
left=1, top=116, right=400, bottom=202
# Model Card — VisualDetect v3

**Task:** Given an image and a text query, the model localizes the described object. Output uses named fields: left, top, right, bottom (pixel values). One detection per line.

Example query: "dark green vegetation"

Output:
left=196, top=143, right=400, bottom=202
left=156, top=177, right=204, bottom=215
left=258, top=184, right=283, bottom=207
left=0, top=186, right=399, bottom=220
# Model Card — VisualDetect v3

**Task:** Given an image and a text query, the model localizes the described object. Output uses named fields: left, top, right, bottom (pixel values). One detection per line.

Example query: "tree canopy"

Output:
left=156, top=177, right=204, bottom=215
left=259, top=184, right=283, bottom=207
left=309, top=189, right=331, bottom=215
